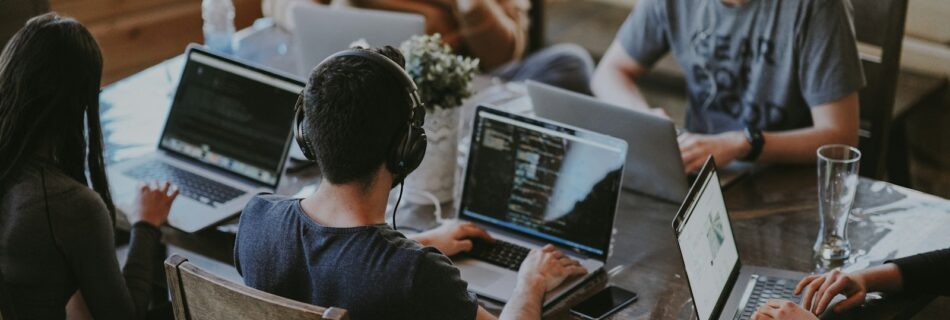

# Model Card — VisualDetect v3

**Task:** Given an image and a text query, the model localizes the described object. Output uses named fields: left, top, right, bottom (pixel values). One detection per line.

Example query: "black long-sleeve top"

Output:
left=0, top=164, right=161, bottom=319
left=890, top=248, right=950, bottom=296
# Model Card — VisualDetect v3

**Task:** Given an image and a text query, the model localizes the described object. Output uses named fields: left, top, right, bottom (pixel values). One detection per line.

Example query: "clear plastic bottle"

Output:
left=202, top=0, right=236, bottom=54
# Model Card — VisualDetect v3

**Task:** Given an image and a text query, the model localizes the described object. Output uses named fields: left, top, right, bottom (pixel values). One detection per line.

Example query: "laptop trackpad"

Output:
left=460, top=264, right=504, bottom=287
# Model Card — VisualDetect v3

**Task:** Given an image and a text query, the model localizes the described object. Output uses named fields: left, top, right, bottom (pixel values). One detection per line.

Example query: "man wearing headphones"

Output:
left=234, top=46, right=586, bottom=320
left=591, top=0, right=865, bottom=173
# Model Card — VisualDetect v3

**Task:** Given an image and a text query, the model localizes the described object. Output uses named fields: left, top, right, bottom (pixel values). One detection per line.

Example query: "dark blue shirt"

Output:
left=234, top=195, right=478, bottom=320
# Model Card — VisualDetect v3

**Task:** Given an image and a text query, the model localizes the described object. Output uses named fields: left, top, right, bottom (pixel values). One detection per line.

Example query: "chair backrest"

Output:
left=527, top=0, right=545, bottom=54
left=849, top=0, right=909, bottom=178
left=164, top=255, right=349, bottom=320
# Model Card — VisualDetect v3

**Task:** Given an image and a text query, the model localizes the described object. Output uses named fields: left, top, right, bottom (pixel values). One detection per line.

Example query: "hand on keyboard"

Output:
left=751, top=300, right=817, bottom=320
left=517, top=244, right=588, bottom=294
left=412, top=220, right=494, bottom=257
left=130, top=181, right=179, bottom=227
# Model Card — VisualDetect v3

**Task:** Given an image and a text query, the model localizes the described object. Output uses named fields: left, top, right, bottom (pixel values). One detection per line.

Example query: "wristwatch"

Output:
left=742, top=127, right=764, bottom=162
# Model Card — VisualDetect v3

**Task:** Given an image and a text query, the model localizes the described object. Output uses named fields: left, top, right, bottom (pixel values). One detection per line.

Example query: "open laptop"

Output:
left=454, top=106, right=626, bottom=307
left=672, top=156, right=807, bottom=320
left=291, top=4, right=424, bottom=77
left=528, top=81, right=687, bottom=203
left=528, top=81, right=751, bottom=203
left=107, top=45, right=304, bottom=233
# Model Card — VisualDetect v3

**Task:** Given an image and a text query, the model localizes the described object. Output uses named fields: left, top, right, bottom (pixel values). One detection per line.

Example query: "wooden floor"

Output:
left=544, top=0, right=950, bottom=199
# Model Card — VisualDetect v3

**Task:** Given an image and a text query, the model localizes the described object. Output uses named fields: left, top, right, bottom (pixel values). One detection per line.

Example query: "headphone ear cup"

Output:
left=387, top=125, right=427, bottom=186
left=402, top=126, right=427, bottom=174
left=293, top=95, right=317, bottom=161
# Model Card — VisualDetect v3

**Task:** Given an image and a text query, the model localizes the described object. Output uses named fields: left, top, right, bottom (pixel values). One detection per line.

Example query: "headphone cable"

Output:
left=392, top=182, right=404, bottom=230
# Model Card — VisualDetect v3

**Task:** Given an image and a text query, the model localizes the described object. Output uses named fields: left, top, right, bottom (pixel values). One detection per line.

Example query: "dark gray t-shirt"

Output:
left=618, top=0, right=865, bottom=133
left=234, top=195, right=478, bottom=320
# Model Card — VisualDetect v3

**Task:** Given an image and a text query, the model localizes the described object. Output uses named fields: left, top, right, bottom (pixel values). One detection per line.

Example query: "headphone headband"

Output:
left=317, top=49, right=419, bottom=92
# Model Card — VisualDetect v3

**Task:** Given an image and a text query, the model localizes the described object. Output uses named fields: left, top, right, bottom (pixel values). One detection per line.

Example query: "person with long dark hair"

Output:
left=0, top=13, right=178, bottom=319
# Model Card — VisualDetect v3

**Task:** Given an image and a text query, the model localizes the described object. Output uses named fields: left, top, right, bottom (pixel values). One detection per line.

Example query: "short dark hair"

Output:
left=302, top=46, right=412, bottom=188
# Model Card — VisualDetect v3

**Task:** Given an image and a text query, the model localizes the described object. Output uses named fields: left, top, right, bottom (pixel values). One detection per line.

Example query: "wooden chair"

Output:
left=850, top=0, right=909, bottom=179
left=164, top=255, right=349, bottom=320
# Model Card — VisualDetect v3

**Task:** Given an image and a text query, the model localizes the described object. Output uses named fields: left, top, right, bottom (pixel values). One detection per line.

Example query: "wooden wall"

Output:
left=50, top=0, right=263, bottom=84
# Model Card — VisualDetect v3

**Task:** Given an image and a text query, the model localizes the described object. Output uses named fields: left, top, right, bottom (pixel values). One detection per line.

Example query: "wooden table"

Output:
left=105, top=23, right=950, bottom=319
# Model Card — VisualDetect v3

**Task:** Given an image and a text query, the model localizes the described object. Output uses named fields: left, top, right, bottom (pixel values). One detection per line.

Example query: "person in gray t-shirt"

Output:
left=592, top=0, right=865, bottom=172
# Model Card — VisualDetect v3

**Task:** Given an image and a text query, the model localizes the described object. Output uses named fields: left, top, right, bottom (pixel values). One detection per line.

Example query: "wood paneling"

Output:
left=51, top=0, right=262, bottom=84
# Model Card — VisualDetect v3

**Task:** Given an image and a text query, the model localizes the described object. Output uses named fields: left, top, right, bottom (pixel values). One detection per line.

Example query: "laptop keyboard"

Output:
left=467, top=239, right=531, bottom=271
left=736, top=275, right=798, bottom=320
left=124, top=161, right=246, bottom=207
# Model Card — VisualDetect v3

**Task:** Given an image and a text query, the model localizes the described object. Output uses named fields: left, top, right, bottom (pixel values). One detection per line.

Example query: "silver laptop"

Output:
left=672, top=156, right=807, bottom=320
left=528, top=81, right=688, bottom=203
left=454, top=106, right=626, bottom=307
left=291, top=4, right=424, bottom=77
left=108, top=45, right=304, bottom=233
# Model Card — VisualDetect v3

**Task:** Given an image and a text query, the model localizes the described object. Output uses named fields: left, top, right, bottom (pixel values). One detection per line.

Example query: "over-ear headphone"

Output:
left=293, top=49, right=427, bottom=188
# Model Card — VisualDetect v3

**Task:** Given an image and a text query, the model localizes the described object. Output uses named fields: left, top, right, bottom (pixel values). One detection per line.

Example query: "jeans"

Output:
left=492, top=43, right=595, bottom=95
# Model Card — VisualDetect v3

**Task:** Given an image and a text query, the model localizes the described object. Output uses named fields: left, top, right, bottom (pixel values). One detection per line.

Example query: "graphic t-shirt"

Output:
left=618, top=0, right=865, bottom=133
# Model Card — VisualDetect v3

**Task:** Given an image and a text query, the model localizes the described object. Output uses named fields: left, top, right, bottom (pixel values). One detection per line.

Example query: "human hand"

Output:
left=517, top=244, right=588, bottom=294
left=752, top=300, right=818, bottom=320
left=796, top=269, right=867, bottom=315
left=132, top=181, right=179, bottom=227
left=413, top=220, right=493, bottom=257
left=678, top=131, right=749, bottom=173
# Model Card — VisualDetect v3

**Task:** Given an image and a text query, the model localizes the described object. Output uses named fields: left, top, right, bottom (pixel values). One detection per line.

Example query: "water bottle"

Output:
left=202, top=0, right=236, bottom=54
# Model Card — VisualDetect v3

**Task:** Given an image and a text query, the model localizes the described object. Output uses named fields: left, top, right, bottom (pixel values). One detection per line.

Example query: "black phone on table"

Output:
left=570, top=286, right=638, bottom=320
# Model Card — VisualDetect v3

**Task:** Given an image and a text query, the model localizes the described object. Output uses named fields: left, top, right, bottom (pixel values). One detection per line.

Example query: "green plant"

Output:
left=400, top=33, right=479, bottom=111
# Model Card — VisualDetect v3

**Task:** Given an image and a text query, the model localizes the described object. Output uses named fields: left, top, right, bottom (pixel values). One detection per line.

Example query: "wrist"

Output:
left=740, top=127, right=764, bottom=161
left=516, top=274, right=546, bottom=296
left=732, top=131, right=752, bottom=159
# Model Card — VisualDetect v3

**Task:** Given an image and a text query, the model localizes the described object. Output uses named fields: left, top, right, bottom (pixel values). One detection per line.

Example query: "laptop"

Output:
left=672, top=156, right=807, bottom=320
left=454, top=106, right=626, bottom=307
left=528, top=82, right=754, bottom=203
left=291, top=4, right=424, bottom=77
left=108, top=45, right=305, bottom=233
left=528, top=81, right=688, bottom=203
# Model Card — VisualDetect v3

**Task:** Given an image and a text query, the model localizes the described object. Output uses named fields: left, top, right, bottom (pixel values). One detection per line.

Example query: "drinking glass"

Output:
left=814, top=145, right=861, bottom=261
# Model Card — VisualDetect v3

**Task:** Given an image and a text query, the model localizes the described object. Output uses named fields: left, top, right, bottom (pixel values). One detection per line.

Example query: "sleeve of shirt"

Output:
left=888, top=248, right=950, bottom=296
left=795, top=0, right=866, bottom=107
left=615, top=0, right=670, bottom=68
left=409, top=250, right=479, bottom=320
left=57, top=189, right=160, bottom=320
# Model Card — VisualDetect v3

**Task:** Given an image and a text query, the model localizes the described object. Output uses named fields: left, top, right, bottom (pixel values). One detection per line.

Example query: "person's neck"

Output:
left=299, top=170, right=392, bottom=228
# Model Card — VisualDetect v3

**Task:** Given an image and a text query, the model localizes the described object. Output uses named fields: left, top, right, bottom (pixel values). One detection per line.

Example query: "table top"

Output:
left=103, top=22, right=950, bottom=319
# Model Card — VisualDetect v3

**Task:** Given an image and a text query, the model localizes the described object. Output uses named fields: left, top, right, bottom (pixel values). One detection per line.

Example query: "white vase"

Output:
left=403, top=106, right=459, bottom=204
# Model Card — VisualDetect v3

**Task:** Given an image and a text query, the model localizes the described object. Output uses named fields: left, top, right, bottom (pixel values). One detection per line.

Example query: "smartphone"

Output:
left=570, top=286, right=638, bottom=320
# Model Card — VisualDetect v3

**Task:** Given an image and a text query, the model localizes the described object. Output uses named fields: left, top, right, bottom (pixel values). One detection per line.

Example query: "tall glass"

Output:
left=814, top=145, right=861, bottom=261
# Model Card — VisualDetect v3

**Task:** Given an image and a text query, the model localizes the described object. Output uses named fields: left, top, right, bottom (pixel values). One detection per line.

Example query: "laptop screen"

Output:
left=674, top=165, right=740, bottom=320
left=459, top=107, right=626, bottom=261
left=159, top=48, right=304, bottom=187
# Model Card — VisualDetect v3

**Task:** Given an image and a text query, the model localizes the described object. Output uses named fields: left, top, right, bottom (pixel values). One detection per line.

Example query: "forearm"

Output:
left=458, top=0, right=527, bottom=70
left=591, top=70, right=650, bottom=112
left=854, top=263, right=904, bottom=293
left=122, top=222, right=163, bottom=318
left=756, top=126, right=855, bottom=164
left=499, top=279, right=545, bottom=320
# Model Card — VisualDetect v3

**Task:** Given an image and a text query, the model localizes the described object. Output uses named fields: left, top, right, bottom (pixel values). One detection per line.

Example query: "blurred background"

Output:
left=18, top=0, right=950, bottom=197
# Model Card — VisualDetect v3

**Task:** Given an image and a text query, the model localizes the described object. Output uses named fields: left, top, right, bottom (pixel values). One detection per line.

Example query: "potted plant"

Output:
left=400, top=33, right=479, bottom=204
